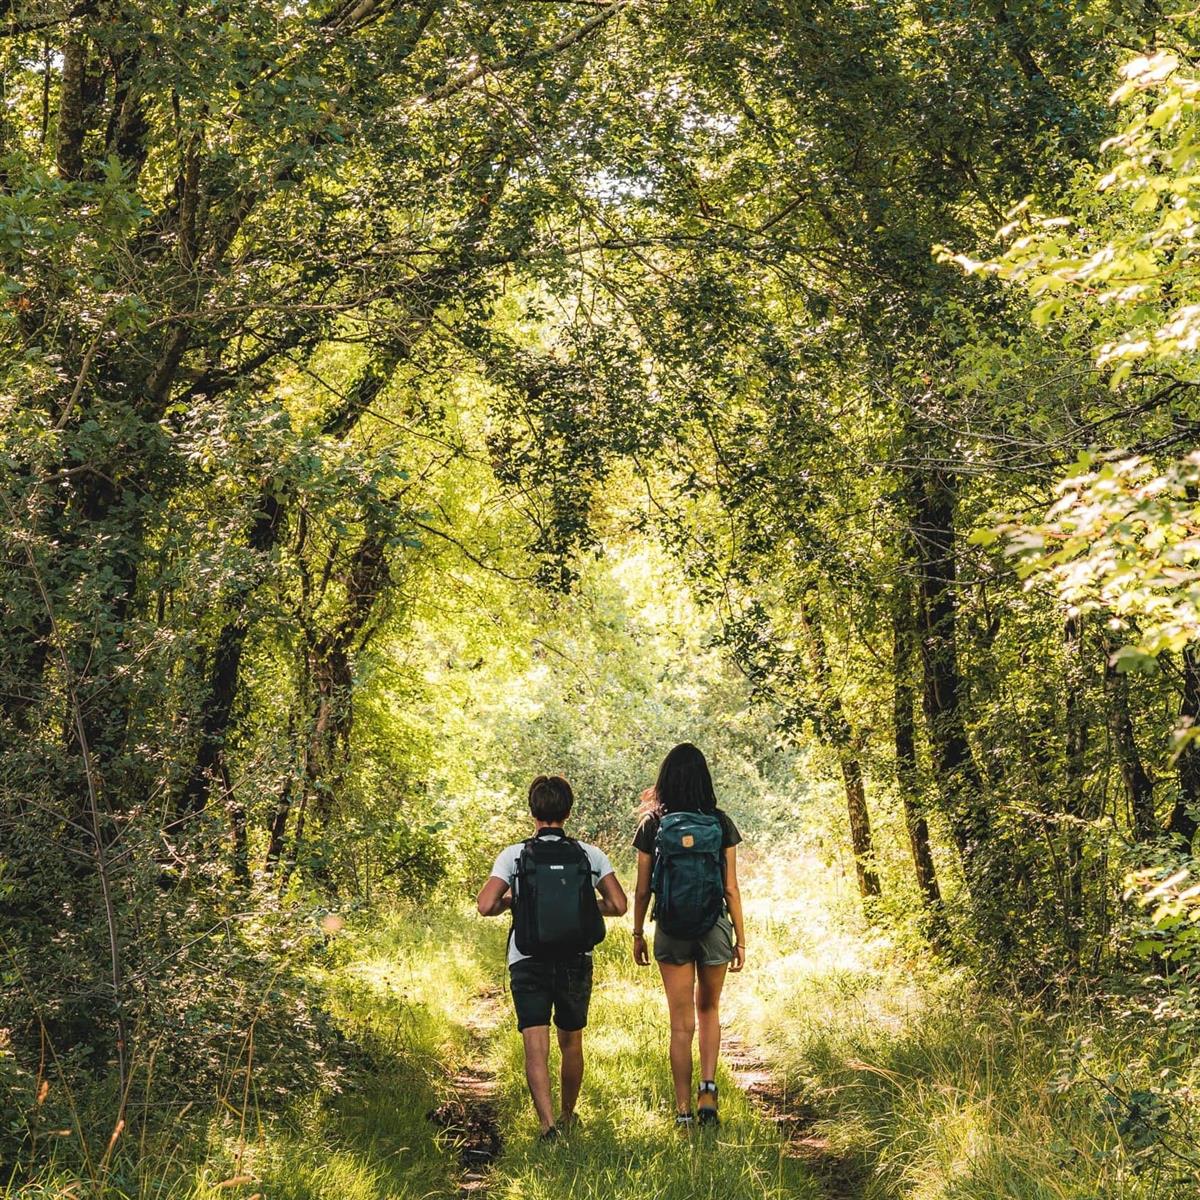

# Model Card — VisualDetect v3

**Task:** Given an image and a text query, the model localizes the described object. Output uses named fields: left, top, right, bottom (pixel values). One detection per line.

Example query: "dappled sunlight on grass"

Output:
left=480, top=914, right=822, bottom=1200
left=21, top=861, right=1175, bottom=1200
left=721, top=856, right=1177, bottom=1199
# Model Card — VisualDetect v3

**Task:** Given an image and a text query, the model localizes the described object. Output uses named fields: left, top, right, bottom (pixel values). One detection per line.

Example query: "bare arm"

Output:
left=475, top=876, right=511, bottom=917
left=724, top=845, right=746, bottom=971
left=597, top=871, right=628, bottom=916
left=632, top=850, right=652, bottom=966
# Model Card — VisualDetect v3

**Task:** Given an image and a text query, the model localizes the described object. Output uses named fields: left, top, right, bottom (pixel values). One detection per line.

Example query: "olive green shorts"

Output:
left=653, top=913, right=735, bottom=966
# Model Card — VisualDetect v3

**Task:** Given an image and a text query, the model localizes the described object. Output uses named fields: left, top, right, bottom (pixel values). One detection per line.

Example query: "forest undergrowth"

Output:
left=12, top=852, right=1197, bottom=1200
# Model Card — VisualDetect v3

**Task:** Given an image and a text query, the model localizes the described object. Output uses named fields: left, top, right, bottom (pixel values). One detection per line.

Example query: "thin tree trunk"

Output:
left=798, top=596, right=881, bottom=907
left=176, top=491, right=282, bottom=821
left=1103, top=648, right=1156, bottom=842
left=892, top=567, right=947, bottom=938
left=984, top=0, right=1047, bottom=85
left=1063, top=615, right=1089, bottom=970
left=910, top=469, right=989, bottom=874
left=265, top=713, right=299, bottom=872
left=840, top=755, right=882, bottom=902
left=1170, top=643, right=1200, bottom=848
left=282, top=791, right=307, bottom=889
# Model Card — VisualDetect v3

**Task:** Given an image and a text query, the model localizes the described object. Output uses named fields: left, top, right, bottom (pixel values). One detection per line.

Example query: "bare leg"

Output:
left=659, top=961, right=697, bottom=1113
left=557, top=1027, right=584, bottom=1120
left=695, top=963, right=728, bottom=1087
left=521, top=1026, right=555, bottom=1132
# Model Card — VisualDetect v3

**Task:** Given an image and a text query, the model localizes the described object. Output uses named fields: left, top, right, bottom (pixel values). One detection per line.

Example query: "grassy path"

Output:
left=200, top=854, right=880, bottom=1200
left=423, top=931, right=827, bottom=1200
left=22, top=855, right=1185, bottom=1200
left=190, top=853, right=1200, bottom=1200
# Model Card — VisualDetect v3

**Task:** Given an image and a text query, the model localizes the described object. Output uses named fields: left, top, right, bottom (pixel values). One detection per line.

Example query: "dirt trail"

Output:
left=723, top=1031, right=866, bottom=1200
left=429, top=986, right=505, bottom=1196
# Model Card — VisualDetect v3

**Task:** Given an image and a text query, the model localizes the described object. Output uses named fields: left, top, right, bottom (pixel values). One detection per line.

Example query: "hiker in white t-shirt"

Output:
left=476, top=775, right=627, bottom=1141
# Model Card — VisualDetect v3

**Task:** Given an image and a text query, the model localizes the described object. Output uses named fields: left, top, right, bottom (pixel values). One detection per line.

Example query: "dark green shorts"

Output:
left=509, top=955, right=593, bottom=1032
left=653, top=913, right=735, bottom=966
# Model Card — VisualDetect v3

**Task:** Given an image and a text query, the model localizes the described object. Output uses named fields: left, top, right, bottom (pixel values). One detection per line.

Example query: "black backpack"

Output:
left=511, top=830, right=606, bottom=958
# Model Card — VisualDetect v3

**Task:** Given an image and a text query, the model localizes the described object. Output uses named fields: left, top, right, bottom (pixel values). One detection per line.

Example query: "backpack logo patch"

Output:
left=682, top=834, right=694, bottom=848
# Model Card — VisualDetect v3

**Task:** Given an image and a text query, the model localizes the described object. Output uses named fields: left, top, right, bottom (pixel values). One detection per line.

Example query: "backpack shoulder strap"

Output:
left=513, top=838, right=538, bottom=894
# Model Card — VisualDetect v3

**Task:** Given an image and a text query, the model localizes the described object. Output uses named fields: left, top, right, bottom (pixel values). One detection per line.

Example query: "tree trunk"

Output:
left=56, top=35, right=87, bottom=180
left=910, top=469, right=989, bottom=874
left=265, top=712, right=300, bottom=872
left=840, top=755, right=882, bottom=902
left=1170, top=643, right=1200, bottom=848
left=798, top=596, right=881, bottom=907
left=892, top=566, right=947, bottom=938
left=1063, top=615, right=1090, bottom=970
left=1103, top=648, right=1156, bottom=842
left=176, top=490, right=282, bottom=822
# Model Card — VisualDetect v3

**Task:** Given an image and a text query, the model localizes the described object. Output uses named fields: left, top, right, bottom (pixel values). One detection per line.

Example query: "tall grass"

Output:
left=6, top=904, right=495, bottom=1200
left=12, top=853, right=1196, bottom=1200
left=733, top=852, right=1200, bottom=1200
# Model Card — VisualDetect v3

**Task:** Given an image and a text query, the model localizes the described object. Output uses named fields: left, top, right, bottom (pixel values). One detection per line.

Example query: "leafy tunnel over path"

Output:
left=5, top=1, right=1200, bottom=1196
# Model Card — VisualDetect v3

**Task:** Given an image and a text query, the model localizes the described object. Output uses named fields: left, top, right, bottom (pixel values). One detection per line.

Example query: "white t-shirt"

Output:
left=490, top=831, right=616, bottom=966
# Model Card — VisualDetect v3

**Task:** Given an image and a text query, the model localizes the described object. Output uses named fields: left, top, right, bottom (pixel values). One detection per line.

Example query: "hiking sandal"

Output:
left=674, top=1110, right=695, bottom=1129
left=697, top=1081, right=719, bottom=1127
left=557, top=1112, right=580, bottom=1134
left=538, top=1125, right=560, bottom=1143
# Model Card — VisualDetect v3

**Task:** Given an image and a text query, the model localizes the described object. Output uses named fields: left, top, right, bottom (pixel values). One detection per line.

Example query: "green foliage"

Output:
left=8, top=0, right=1200, bottom=1193
left=948, top=45, right=1200, bottom=670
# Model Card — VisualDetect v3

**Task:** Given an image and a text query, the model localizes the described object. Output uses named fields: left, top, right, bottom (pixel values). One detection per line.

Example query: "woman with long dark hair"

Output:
left=631, top=743, right=746, bottom=1128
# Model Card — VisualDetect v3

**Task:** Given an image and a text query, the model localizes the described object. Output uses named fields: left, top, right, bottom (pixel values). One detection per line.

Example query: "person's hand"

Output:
left=731, top=943, right=746, bottom=972
left=632, top=932, right=650, bottom=967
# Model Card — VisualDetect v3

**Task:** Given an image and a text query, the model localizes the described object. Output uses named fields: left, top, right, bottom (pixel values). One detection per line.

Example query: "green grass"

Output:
left=732, top=853, right=1200, bottom=1200
left=9, top=905, right=496, bottom=1200
left=14, top=853, right=1198, bottom=1200
left=481, top=932, right=822, bottom=1200
left=10, top=889, right=821, bottom=1200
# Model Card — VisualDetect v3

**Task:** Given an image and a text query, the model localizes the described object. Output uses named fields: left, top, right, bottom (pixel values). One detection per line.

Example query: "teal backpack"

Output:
left=651, top=811, right=725, bottom=938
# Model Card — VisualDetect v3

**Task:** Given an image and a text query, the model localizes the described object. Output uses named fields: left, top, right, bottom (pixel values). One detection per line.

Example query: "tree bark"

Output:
left=799, top=596, right=881, bottom=906
left=910, top=469, right=989, bottom=874
left=175, top=491, right=282, bottom=822
left=265, top=712, right=300, bottom=872
left=1103, top=649, right=1156, bottom=843
left=56, top=34, right=86, bottom=180
left=984, top=0, right=1047, bottom=85
left=1062, top=615, right=1090, bottom=969
left=892, top=565, right=946, bottom=937
left=1170, top=643, right=1200, bottom=848
left=839, top=755, right=882, bottom=903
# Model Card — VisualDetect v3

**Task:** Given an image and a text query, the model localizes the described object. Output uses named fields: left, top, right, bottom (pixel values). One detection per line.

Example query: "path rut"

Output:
left=724, top=1031, right=866, bottom=1200
left=428, top=986, right=505, bottom=1196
